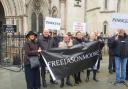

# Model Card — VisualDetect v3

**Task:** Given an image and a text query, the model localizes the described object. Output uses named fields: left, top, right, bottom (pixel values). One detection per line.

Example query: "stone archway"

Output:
left=0, top=1, right=5, bottom=60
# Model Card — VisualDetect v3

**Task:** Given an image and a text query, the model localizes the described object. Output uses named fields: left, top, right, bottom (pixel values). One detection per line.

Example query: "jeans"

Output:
left=115, top=57, right=128, bottom=82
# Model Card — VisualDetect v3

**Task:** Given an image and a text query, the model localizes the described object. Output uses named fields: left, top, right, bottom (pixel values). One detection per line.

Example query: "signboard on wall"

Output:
left=45, top=17, right=61, bottom=30
left=111, top=13, right=128, bottom=29
left=3, top=25, right=17, bottom=33
left=73, top=22, right=86, bottom=32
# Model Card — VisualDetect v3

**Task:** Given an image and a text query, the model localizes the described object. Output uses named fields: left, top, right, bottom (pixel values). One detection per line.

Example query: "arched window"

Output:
left=38, top=13, right=43, bottom=33
left=103, top=21, right=108, bottom=35
left=104, top=0, right=108, bottom=10
left=31, top=12, right=37, bottom=32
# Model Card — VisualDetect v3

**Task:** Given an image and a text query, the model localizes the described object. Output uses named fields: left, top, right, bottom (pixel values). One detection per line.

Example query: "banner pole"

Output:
left=40, top=53, right=56, bottom=81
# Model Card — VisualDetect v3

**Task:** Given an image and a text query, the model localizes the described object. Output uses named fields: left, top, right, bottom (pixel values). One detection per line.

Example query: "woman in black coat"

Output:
left=73, top=31, right=85, bottom=84
left=24, top=31, right=42, bottom=89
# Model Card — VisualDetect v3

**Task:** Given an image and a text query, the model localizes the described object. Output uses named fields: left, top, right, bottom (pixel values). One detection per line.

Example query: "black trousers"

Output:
left=61, top=76, right=70, bottom=84
left=74, top=72, right=81, bottom=82
left=25, top=65, right=41, bottom=89
left=108, top=55, right=115, bottom=71
left=41, top=65, right=46, bottom=82
left=41, top=65, right=53, bottom=82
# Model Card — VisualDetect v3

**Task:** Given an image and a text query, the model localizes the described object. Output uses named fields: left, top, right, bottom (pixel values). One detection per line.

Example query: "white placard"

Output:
left=73, top=22, right=86, bottom=32
left=45, top=17, right=61, bottom=30
left=111, top=13, right=128, bottom=29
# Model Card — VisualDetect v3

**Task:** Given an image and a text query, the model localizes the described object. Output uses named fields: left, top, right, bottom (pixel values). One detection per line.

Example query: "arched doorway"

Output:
left=0, top=1, right=5, bottom=60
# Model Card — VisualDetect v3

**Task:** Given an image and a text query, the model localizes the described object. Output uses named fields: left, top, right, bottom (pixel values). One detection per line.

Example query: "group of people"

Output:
left=23, top=28, right=128, bottom=89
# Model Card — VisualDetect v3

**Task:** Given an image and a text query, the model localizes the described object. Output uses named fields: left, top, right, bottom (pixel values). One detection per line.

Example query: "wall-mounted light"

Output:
left=74, top=0, right=82, bottom=7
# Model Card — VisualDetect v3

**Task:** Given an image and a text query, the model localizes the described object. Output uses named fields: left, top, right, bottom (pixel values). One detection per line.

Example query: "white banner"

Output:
left=111, top=13, right=128, bottom=29
left=45, top=17, right=61, bottom=30
left=73, top=22, right=86, bottom=32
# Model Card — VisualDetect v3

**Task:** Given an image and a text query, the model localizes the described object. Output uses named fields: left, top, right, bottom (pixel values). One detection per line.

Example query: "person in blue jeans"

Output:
left=110, top=29, right=128, bottom=86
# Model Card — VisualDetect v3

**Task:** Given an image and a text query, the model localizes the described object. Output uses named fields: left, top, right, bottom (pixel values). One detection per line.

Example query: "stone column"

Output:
left=37, top=14, right=39, bottom=32
left=23, top=16, right=28, bottom=34
left=60, top=0, right=66, bottom=34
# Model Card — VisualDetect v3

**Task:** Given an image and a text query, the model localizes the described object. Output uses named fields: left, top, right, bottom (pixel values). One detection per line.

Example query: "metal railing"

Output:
left=0, top=33, right=25, bottom=72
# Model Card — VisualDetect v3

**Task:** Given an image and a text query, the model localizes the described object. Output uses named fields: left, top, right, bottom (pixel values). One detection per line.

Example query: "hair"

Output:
left=75, top=31, right=81, bottom=36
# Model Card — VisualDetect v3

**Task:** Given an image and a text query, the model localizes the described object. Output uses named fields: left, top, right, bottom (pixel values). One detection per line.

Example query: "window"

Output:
left=31, top=12, right=37, bottom=32
left=103, top=21, right=108, bottom=35
left=38, top=13, right=43, bottom=33
left=104, top=0, right=108, bottom=10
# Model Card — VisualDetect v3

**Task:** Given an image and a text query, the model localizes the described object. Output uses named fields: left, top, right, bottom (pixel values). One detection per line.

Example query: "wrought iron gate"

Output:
left=0, top=32, right=25, bottom=72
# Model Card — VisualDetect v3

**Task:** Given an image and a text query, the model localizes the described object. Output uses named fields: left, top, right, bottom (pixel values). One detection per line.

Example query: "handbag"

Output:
left=29, top=56, right=40, bottom=68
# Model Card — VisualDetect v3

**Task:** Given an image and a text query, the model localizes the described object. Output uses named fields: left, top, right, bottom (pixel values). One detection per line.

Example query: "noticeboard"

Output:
left=3, top=25, right=17, bottom=33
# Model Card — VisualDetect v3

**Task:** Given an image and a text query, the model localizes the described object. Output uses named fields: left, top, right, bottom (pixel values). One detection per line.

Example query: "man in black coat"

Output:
left=38, top=28, right=57, bottom=87
left=107, top=35, right=116, bottom=74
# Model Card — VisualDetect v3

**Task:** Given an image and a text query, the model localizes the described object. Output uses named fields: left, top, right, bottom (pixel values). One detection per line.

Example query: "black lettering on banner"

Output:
left=112, top=18, right=128, bottom=23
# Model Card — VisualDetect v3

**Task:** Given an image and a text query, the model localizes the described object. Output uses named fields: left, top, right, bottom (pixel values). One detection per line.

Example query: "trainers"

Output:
left=120, top=81, right=128, bottom=87
left=113, top=81, right=120, bottom=85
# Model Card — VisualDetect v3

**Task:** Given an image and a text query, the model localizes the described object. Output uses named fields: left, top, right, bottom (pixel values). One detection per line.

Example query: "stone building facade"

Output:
left=86, top=0, right=128, bottom=36
left=0, top=0, right=128, bottom=35
left=0, top=0, right=86, bottom=34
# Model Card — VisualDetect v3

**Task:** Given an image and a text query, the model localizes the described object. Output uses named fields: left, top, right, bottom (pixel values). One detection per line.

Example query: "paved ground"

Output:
left=0, top=55, right=128, bottom=89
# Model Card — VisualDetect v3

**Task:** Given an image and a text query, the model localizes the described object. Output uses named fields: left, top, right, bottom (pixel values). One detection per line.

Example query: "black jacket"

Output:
left=107, top=36, right=115, bottom=56
left=24, top=40, right=39, bottom=65
left=37, top=35, right=56, bottom=66
left=112, top=35, right=128, bottom=58
left=38, top=35, right=56, bottom=50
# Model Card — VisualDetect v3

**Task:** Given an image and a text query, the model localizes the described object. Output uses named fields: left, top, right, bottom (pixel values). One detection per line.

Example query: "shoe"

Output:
left=34, top=87, right=41, bottom=89
left=96, top=70, right=100, bottom=73
left=75, top=81, right=79, bottom=84
left=60, top=83, right=64, bottom=88
left=42, top=81, right=47, bottom=88
left=113, top=81, right=120, bottom=85
left=93, top=78, right=99, bottom=82
left=78, top=79, right=82, bottom=83
left=50, top=80, right=58, bottom=84
left=85, top=77, right=89, bottom=82
left=109, top=70, right=113, bottom=74
left=113, top=69, right=115, bottom=72
left=66, top=82, right=73, bottom=86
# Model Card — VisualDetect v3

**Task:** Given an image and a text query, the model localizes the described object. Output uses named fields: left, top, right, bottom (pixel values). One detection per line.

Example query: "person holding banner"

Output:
left=109, top=29, right=128, bottom=86
left=59, top=34, right=73, bottom=88
left=73, top=31, right=84, bottom=84
left=38, top=28, right=57, bottom=88
left=85, top=32, right=104, bottom=82
left=24, top=31, right=41, bottom=89
left=107, top=34, right=116, bottom=74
